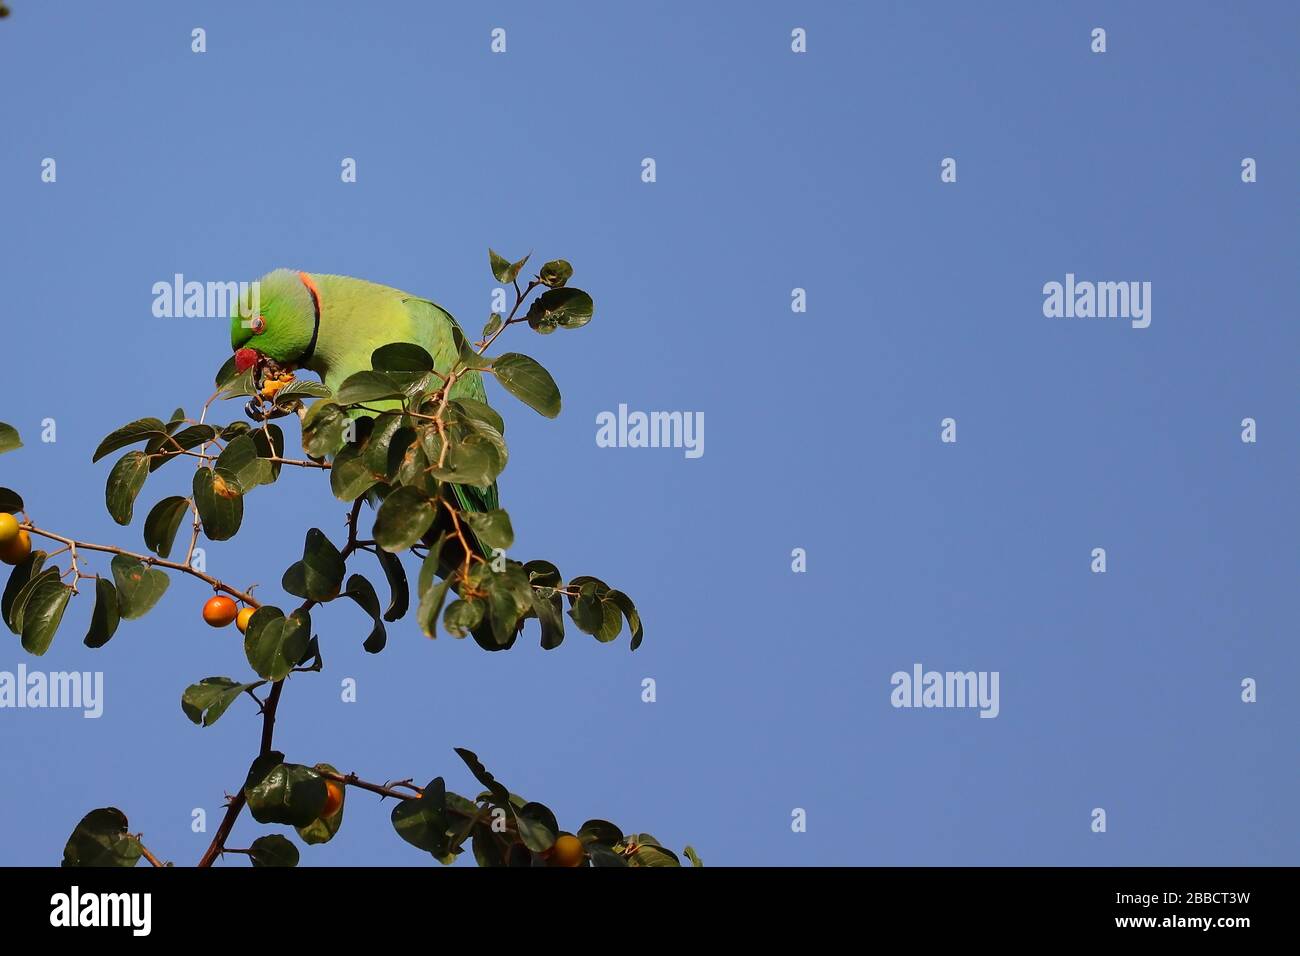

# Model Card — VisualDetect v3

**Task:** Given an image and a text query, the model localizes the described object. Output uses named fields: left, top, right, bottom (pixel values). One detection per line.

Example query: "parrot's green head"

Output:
left=230, top=269, right=320, bottom=421
left=230, top=268, right=317, bottom=369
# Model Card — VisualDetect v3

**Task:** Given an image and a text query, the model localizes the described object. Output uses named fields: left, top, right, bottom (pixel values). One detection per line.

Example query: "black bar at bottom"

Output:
left=0, top=866, right=1280, bottom=938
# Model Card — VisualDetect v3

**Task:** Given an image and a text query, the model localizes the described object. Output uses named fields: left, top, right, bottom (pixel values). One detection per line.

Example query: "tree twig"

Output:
left=196, top=498, right=365, bottom=867
left=23, top=525, right=260, bottom=608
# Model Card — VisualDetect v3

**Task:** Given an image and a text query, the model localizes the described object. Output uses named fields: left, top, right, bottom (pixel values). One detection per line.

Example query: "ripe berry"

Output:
left=321, top=780, right=345, bottom=818
left=548, top=834, right=585, bottom=867
left=202, top=595, right=238, bottom=627
left=0, top=528, right=31, bottom=566
left=0, top=512, right=18, bottom=545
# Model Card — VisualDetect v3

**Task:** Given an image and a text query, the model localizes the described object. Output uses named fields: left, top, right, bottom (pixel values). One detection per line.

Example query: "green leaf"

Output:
left=393, top=434, right=430, bottom=489
left=421, top=426, right=503, bottom=488
left=143, top=496, right=190, bottom=559
left=109, top=554, right=169, bottom=620
left=569, top=582, right=605, bottom=635
left=215, top=434, right=273, bottom=492
left=61, top=808, right=142, bottom=867
left=252, top=424, right=286, bottom=483
left=8, top=563, right=54, bottom=635
left=683, top=845, right=703, bottom=867
left=462, top=509, right=514, bottom=551
left=148, top=423, right=217, bottom=472
left=281, top=528, right=345, bottom=602
left=373, top=486, right=436, bottom=553
left=565, top=576, right=637, bottom=645
left=270, top=379, right=332, bottom=406
left=296, top=763, right=345, bottom=845
left=588, top=845, right=629, bottom=867
left=538, top=259, right=573, bottom=288
left=516, top=802, right=558, bottom=853
left=607, top=589, right=644, bottom=651
left=375, top=548, right=409, bottom=622
left=142, top=413, right=183, bottom=461
left=3, top=550, right=46, bottom=634
left=342, top=574, right=387, bottom=653
left=243, top=752, right=328, bottom=827
left=451, top=398, right=506, bottom=436
left=531, top=589, right=566, bottom=650
left=248, top=834, right=299, bottom=867
left=329, top=442, right=381, bottom=501
left=578, top=819, right=624, bottom=847
left=443, top=598, right=484, bottom=638
left=391, top=778, right=451, bottom=856
left=192, top=468, right=243, bottom=541
left=451, top=324, right=492, bottom=370
left=372, top=343, right=435, bottom=372
left=415, top=535, right=451, bottom=638
left=92, top=417, right=167, bottom=463
left=418, top=575, right=454, bottom=640
left=417, top=533, right=445, bottom=595
left=0, top=487, right=23, bottom=512
left=214, top=354, right=239, bottom=390
left=452, top=748, right=513, bottom=813
left=82, top=578, right=121, bottom=649
left=301, top=401, right=348, bottom=458
left=105, top=451, right=150, bottom=525
left=335, top=370, right=407, bottom=405
left=21, top=574, right=72, bottom=656
left=525, top=287, right=592, bottom=333
left=386, top=426, right=420, bottom=481
left=491, top=353, right=561, bottom=418
left=489, top=248, right=529, bottom=284
left=0, top=422, right=21, bottom=455
left=627, top=844, right=681, bottom=867
left=360, top=413, right=408, bottom=479
left=218, top=368, right=257, bottom=400
left=482, top=313, right=503, bottom=338
left=243, top=607, right=311, bottom=681
left=181, top=676, right=264, bottom=727
left=471, top=822, right=507, bottom=867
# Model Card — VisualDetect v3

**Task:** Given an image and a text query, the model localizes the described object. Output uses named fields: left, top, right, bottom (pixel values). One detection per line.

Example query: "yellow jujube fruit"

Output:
left=548, top=834, right=585, bottom=867
left=0, top=528, right=31, bottom=566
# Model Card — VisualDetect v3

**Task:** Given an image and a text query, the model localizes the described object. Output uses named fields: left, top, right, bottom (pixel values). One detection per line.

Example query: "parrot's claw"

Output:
left=244, top=399, right=292, bottom=422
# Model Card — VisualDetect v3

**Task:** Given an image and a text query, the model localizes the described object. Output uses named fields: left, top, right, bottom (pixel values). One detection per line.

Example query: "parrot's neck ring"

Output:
left=297, top=271, right=322, bottom=366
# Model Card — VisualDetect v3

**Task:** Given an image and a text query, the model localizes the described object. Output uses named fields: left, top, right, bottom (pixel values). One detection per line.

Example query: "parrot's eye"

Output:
left=249, top=315, right=266, bottom=335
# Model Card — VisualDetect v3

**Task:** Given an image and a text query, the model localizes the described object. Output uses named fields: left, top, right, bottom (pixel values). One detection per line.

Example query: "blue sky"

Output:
left=0, top=0, right=1297, bottom=866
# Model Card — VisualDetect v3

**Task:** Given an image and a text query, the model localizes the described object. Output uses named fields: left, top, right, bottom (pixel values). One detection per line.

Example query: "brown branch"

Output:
left=477, top=278, right=538, bottom=353
left=196, top=498, right=365, bottom=867
left=135, top=837, right=165, bottom=868
left=23, top=525, right=260, bottom=608
left=150, top=448, right=330, bottom=470
left=318, top=770, right=427, bottom=803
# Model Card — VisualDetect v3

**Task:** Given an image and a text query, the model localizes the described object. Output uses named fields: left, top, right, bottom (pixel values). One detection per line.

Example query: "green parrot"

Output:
left=228, top=268, right=499, bottom=571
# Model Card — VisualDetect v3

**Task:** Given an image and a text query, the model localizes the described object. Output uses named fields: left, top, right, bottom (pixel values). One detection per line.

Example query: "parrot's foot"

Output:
left=244, top=399, right=293, bottom=422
